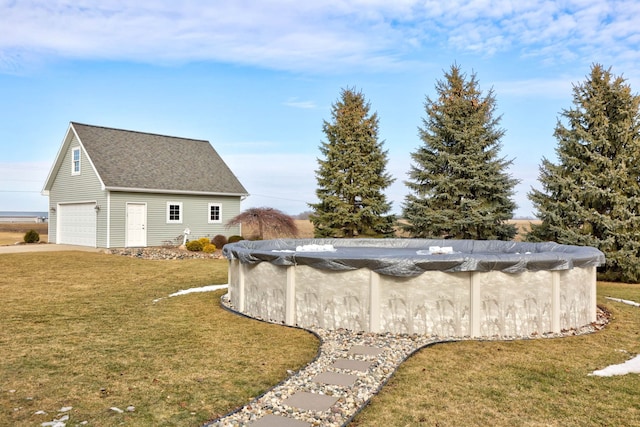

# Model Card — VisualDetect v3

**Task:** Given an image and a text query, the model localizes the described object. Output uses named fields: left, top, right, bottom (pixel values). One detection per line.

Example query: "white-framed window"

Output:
left=208, top=203, right=222, bottom=223
left=166, top=202, right=182, bottom=223
left=71, top=147, right=81, bottom=175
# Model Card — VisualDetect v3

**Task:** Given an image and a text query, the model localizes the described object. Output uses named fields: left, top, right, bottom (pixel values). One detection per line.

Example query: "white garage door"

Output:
left=58, top=203, right=97, bottom=247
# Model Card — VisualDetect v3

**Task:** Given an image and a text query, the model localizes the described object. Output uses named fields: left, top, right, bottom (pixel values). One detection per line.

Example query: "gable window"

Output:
left=208, top=203, right=222, bottom=224
left=167, top=202, right=182, bottom=223
left=71, top=147, right=81, bottom=175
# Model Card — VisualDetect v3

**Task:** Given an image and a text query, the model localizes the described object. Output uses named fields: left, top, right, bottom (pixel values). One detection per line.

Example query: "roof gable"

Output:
left=45, top=122, right=247, bottom=196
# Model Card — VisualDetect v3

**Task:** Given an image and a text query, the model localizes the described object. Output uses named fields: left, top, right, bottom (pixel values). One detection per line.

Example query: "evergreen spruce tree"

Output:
left=402, top=64, right=518, bottom=240
left=309, top=88, right=395, bottom=238
left=528, top=64, right=640, bottom=282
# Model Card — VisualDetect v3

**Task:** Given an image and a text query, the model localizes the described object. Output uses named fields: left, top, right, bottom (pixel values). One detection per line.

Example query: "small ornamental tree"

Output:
left=226, top=207, right=298, bottom=240
left=528, top=64, right=640, bottom=282
left=402, top=64, right=518, bottom=240
left=309, top=87, right=396, bottom=238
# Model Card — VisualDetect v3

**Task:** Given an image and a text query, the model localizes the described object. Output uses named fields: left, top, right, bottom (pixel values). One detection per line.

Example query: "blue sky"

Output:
left=1, top=1, right=639, bottom=217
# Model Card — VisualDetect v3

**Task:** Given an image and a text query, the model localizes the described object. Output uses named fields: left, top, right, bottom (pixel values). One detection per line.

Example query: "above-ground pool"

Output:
left=223, top=239, right=605, bottom=338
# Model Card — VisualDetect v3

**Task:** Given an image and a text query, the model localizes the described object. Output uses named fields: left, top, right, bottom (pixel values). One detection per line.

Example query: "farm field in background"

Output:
left=0, top=223, right=48, bottom=245
left=254, top=219, right=542, bottom=240
left=0, top=219, right=539, bottom=246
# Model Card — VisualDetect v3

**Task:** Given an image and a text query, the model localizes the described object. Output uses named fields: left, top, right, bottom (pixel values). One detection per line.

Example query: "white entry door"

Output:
left=126, top=203, right=147, bottom=247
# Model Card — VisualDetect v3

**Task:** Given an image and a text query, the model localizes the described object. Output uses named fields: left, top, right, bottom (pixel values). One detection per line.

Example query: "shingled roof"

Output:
left=49, top=122, right=248, bottom=195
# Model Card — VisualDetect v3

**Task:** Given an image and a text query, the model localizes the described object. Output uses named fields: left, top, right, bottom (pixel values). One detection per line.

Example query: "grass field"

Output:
left=0, top=223, right=48, bottom=245
left=0, top=252, right=318, bottom=426
left=282, top=219, right=539, bottom=240
left=0, top=219, right=537, bottom=245
left=2, top=252, right=639, bottom=426
left=3, top=222, right=639, bottom=426
left=351, top=282, right=640, bottom=426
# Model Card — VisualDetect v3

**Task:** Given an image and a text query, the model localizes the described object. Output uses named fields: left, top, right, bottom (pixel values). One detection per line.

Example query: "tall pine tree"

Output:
left=402, top=64, right=518, bottom=240
left=309, top=88, right=395, bottom=238
left=528, top=64, right=640, bottom=282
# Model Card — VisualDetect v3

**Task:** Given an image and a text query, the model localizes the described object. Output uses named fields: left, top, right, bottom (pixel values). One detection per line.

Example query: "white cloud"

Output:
left=1, top=1, right=638, bottom=74
left=283, top=98, right=316, bottom=109
left=492, top=76, right=576, bottom=98
left=420, top=0, right=639, bottom=71
left=0, top=0, right=413, bottom=72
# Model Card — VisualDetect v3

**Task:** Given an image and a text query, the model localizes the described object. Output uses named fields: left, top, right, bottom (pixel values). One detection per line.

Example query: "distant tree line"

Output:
left=308, top=63, right=640, bottom=282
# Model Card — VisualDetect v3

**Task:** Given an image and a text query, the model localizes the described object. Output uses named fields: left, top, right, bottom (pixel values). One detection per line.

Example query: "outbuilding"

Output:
left=42, top=122, right=248, bottom=248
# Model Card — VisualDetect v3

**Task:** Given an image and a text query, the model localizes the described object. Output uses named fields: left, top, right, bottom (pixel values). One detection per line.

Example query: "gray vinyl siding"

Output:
left=107, top=192, right=242, bottom=247
left=48, top=136, right=107, bottom=246
left=44, top=125, right=246, bottom=248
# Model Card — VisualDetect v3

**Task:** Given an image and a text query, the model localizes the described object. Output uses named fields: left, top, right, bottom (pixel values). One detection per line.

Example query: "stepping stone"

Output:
left=332, top=358, right=374, bottom=372
left=283, top=391, right=339, bottom=412
left=312, top=371, right=358, bottom=386
left=348, top=345, right=383, bottom=356
left=249, top=414, right=311, bottom=427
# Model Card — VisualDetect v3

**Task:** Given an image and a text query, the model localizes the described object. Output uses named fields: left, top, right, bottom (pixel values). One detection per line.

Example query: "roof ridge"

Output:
left=70, top=121, right=209, bottom=143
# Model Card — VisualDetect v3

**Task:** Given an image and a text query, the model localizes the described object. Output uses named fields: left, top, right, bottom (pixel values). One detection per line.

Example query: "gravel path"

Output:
left=206, top=296, right=610, bottom=427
